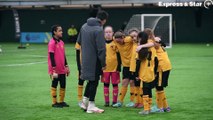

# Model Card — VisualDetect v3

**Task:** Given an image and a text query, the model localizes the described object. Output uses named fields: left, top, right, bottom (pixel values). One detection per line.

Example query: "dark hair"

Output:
left=96, top=10, right=108, bottom=21
left=51, top=24, right=61, bottom=36
left=138, top=32, right=149, bottom=60
left=138, top=48, right=149, bottom=61
left=114, top=30, right=125, bottom=39
left=159, top=41, right=166, bottom=47
left=138, top=31, right=148, bottom=45
left=144, top=28, right=154, bottom=40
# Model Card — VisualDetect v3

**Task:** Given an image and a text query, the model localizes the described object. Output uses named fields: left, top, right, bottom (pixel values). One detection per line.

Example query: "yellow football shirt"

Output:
left=129, top=42, right=138, bottom=72
left=75, top=42, right=82, bottom=63
left=75, top=42, right=81, bottom=50
left=115, top=36, right=133, bottom=67
left=138, top=40, right=156, bottom=83
left=155, top=46, right=172, bottom=72
left=104, top=41, right=118, bottom=72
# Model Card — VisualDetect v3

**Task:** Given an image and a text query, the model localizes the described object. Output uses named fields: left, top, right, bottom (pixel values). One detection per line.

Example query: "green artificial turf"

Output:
left=0, top=43, right=213, bottom=120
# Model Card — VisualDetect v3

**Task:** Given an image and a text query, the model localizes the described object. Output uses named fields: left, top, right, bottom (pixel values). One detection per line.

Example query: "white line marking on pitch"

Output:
left=0, top=61, right=47, bottom=67
left=21, top=55, right=46, bottom=58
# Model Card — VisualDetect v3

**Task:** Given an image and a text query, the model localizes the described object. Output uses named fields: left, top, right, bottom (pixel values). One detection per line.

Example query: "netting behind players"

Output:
left=124, top=14, right=141, bottom=34
left=124, top=14, right=172, bottom=48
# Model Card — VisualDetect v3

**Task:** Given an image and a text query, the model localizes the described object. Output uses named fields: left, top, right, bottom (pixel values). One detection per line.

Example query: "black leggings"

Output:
left=78, top=78, right=84, bottom=86
left=135, top=80, right=140, bottom=87
left=84, top=80, right=99, bottom=101
left=78, top=71, right=84, bottom=86
left=51, top=74, right=66, bottom=89
left=143, top=87, right=152, bottom=98
left=156, top=86, right=164, bottom=91
left=104, top=83, right=118, bottom=88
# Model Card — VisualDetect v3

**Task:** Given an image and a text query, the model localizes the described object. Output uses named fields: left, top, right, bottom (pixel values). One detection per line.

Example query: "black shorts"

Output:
left=130, top=73, right=141, bottom=87
left=155, top=70, right=170, bottom=87
left=134, top=79, right=141, bottom=87
left=130, top=72, right=136, bottom=81
left=122, top=67, right=134, bottom=80
left=143, top=79, right=157, bottom=89
left=52, top=74, right=66, bottom=88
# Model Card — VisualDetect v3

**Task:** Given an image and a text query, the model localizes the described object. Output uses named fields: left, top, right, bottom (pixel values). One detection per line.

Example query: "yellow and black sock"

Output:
left=149, top=97, right=152, bottom=111
left=162, top=91, right=169, bottom=108
left=59, top=88, right=65, bottom=103
left=51, top=87, right=57, bottom=104
left=143, top=95, right=149, bottom=111
left=130, top=86, right=135, bottom=102
left=119, top=86, right=127, bottom=103
left=156, top=91, right=164, bottom=109
left=78, top=85, right=83, bottom=101
left=134, top=87, right=140, bottom=104
left=139, top=89, right=143, bottom=105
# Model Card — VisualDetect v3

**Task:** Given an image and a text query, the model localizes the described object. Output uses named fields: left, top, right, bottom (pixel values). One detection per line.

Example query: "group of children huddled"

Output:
left=75, top=26, right=172, bottom=115
left=47, top=23, right=172, bottom=115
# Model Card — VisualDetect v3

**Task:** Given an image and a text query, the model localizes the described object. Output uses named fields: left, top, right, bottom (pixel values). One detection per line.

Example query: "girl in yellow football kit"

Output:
left=102, top=26, right=121, bottom=107
left=137, top=28, right=172, bottom=113
left=154, top=37, right=172, bottom=113
left=112, top=31, right=135, bottom=108
left=136, top=31, right=158, bottom=115
left=128, top=28, right=144, bottom=108
left=75, top=42, right=85, bottom=107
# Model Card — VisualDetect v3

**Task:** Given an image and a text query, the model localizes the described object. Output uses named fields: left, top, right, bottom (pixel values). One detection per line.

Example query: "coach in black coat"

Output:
left=77, top=10, right=108, bottom=113
left=77, top=17, right=106, bottom=81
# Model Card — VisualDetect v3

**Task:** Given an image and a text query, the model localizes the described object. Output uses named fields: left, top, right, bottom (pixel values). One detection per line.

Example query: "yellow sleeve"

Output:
left=75, top=42, right=81, bottom=50
left=124, top=36, right=132, bottom=43
left=148, top=39, right=154, bottom=43
left=112, top=40, right=119, bottom=52
left=129, top=44, right=138, bottom=72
